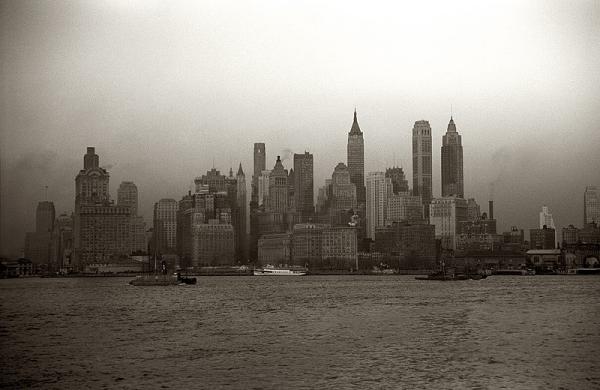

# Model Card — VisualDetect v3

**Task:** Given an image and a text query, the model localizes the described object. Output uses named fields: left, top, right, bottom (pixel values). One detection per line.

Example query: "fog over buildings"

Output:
left=1, top=1, right=600, bottom=256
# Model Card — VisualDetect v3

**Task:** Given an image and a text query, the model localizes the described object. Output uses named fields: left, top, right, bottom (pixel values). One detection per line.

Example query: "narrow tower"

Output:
left=441, top=117, right=464, bottom=198
left=412, top=121, right=433, bottom=218
left=347, top=110, right=365, bottom=204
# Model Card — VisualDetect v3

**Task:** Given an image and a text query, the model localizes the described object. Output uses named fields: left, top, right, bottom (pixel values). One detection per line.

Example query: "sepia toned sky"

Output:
left=1, top=0, right=599, bottom=256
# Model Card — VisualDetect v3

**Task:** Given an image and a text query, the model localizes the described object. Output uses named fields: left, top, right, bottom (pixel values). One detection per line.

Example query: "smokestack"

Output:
left=488, top=200, right=494, bottom=220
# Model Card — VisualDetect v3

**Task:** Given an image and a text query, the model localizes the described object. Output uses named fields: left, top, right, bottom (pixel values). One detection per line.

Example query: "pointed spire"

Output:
left=349, top=109, right=362, bottom=135
left=447, top=116, right=457, bottom=132
left=237, top=162, right=244, bottom=176
left=229, top=167, right=233, bottom=178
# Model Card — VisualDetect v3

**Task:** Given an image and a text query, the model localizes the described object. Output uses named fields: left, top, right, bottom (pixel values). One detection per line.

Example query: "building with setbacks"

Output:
left=441, top=117, right=464, bottom=198
left=347, top=110, right=365, bottom=204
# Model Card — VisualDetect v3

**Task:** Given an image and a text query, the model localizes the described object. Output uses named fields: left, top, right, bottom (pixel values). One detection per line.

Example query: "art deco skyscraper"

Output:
left=267, top=156, right=288, bottom=213
left=75, top=147, right=110, bottom=207
left=412, top=120, right=433, bottom=218
left=441, top=117, right=464, bottom=198
left=347, top=110, right=365, bottom=204
left=294, top=152, right=314, bottom=216
left=584, top=186, right=599, bottom=226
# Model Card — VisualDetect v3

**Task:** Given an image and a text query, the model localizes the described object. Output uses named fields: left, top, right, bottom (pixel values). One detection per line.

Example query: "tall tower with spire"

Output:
left=347, top=110, right=365, bottom=204
left=236, top=163, right=247, bottom=260
left=441, top=116, right=464, bottom=198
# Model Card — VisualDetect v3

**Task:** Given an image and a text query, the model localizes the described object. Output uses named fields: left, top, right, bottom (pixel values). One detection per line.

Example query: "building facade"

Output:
left=385, top=167, right=409, bottom=194
left=258, top=170, right=271, bottom=207
left=191, top=220, right=235, bottom=266
left=267, top=156, right=289, bottom=213
left=412, top=120, right=433, bottom=219
left=293, top=152, right=314, bottom=216
left=258, top=233, right=291, bottom=265
left=117, top=181, right=139, bottom=216
left=347, top=110, right=365, bottom=204
left=386, top=193, right=423, bottom=224
left=441, top=117, right=464, bottom=197
left=366, top=172, right=393, bottom=239
left=530, top=226, right=556, bottom=249
left=584, top=186, right=599, bottom=226
left=154, top=198, right=178, bottom=254
left=429, top=196, right=468, bottom=250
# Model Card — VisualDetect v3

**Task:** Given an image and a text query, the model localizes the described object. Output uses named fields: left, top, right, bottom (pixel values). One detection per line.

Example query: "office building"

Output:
left=429, top=196, right=468, bottom=250
left=117, top=181, right=138, bottom=215
left=539, top=205, right=556, bottom=229
left=412, top=120, right=433, bottom=218
left=386, top=193, right=423, bottom=224
left=258, top=170, right=271, bottom=207
left=267, top=156, right=289, bottom=213
left=293, top=152, right=314, bottom=216
left=347, top=110, right=365, bottom=204
left=366, top=172, right=393, bottom=239
left=530, top=226, right=556, bottom=249
left=154, top=199, right=178, bottom=254
left=584, top=186, right=599, bottom=226
left=441, top=117, right=464, bottom=197
left=385, top=167, right=409, bottom=194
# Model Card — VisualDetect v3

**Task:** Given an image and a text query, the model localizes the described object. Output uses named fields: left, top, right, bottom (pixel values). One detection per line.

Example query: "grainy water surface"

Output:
left=1, top=275, right=599, bottom=389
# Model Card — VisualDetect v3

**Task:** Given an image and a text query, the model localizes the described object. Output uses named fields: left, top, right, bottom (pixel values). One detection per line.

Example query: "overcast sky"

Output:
left=1, top=0, right=599, bottom=256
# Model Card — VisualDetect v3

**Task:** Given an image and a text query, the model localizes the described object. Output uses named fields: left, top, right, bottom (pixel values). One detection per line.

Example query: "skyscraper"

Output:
left=236, top=163, right=248, bottom=260
left=73, top=147, right=132, bottom=268
left=252, top=143, right=266, bottom=204
left=365, top=172, right=393, bottom=239
left=154, top=198, right=178, bottom=254
left=293, top=152, right=314, bottom=216
left=75, top=147, right=109, bottom=207
left=539, top=205, right=555, bottom=229
left=584, top=186, right=599, bottom=226
left=24, top=201, right=56, bottom=270
left=441, top=117, right=464, bottom=197
left=412, top=120, right=433, bottom=219
left=36, top=201, right=56, bottom=234
left=117, top=181, right=138, bottom=215
left=267, top=156, right=288, bottom=213
left=385, top=167, right=409, bottom=194
left=347, top=110, right=365, bottom=204
left=117, top=181, right=145, bottom=254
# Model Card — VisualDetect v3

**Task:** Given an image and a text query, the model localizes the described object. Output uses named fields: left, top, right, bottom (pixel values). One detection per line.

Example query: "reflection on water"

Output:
left=1, top=276, right=599, bottom=389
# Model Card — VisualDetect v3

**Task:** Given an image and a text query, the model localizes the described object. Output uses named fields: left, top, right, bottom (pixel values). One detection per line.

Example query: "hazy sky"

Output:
left=1, top=0, right=599, bottom=256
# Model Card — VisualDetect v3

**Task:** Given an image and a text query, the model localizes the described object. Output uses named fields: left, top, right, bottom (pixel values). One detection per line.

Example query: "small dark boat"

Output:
left=176, top=273, right=197, bottom=285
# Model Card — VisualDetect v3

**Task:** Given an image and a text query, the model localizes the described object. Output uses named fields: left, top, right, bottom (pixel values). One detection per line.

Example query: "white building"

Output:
left=539, top=205, right=556, bottom=229
left=386, top=193, right=423, bottom=224
left=258, top=170, right=271, bottom=207
left=366, top=172, right=393, bottom=239
left=584, top=186, right=599, bottom=226
left=429, top=196, right=468, bottom=250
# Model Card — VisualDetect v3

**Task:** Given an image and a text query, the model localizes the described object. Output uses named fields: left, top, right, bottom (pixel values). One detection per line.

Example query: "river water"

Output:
left=1, top=275, right=599, bottom=389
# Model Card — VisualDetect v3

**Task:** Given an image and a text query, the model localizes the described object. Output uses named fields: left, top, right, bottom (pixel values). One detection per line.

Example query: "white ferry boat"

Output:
left=253, top=265, right=307, bottom=276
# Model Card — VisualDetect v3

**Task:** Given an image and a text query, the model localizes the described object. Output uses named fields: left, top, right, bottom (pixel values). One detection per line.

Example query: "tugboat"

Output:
left=176, top=272, right=197, bottom=284
left=415, top=260, right=486, bottom=281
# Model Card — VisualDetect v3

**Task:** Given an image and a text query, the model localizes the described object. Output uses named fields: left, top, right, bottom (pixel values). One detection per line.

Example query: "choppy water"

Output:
left=1, top=275, right=599, bottom=389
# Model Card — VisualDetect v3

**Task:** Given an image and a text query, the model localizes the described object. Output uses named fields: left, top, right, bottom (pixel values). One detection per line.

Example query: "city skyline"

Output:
left=2, top=1, right=600, bottom=256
